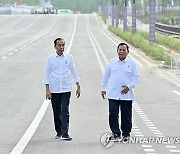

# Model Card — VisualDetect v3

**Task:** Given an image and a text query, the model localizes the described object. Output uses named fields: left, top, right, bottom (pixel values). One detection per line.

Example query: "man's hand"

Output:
left=121, top=85, right=129, bottom=94
left=46, top=90, right=52, bottom=100
left=76, top=82, right=81, bottom=98
left=101, top=91, right=106, bottom=99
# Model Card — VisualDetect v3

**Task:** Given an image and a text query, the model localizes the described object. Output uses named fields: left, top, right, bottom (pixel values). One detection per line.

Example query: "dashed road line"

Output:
left=133, top=102, right=180, bottom=153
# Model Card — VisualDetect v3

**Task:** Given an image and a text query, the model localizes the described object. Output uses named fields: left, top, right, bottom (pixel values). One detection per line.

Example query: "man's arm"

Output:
left=101, top=63, right=110, bottom=99
left=45, top=84, right=51, bottom=100
left=69, top=55, right=81, bottom=98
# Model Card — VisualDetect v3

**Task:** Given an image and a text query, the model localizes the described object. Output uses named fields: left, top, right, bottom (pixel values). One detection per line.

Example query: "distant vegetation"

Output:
left=108, top=26, right=173, bottom=65
left=1, top=0, right=100, bottom=13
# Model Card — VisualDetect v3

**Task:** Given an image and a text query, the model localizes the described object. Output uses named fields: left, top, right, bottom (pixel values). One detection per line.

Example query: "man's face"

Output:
left=117, top=45, right=128, bottom=60
left=55, top=40, right=65, bottom=55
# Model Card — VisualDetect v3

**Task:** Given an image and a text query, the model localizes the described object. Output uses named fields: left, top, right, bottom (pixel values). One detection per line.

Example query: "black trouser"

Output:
left=51, top=92, right=71, bottom=136
left=108, top=99, right=132, bottom=137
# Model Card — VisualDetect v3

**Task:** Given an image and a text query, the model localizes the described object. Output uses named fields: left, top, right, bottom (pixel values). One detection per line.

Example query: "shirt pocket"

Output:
left=63, top=60, right=70, bottom=72
left=111, top=67, right=118, bottom=72
left=123, top=67, right=132, bottom=73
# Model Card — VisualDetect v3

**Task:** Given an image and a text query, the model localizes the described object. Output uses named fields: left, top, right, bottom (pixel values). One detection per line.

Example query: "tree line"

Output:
left=0, top=0, right=101, bottom=13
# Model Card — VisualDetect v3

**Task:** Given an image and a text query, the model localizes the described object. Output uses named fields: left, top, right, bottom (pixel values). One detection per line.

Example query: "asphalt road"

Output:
left=0, top=14, right=180, bottom=154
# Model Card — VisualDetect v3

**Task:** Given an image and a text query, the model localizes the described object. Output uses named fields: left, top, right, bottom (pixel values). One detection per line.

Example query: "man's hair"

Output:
left=117, top=43, right=129, bottom=53
left=54, top=38, right=65, bottom=46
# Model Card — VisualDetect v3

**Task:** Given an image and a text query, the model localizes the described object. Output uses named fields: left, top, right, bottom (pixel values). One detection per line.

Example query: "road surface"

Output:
left=0, top=14, right=180, bottom=154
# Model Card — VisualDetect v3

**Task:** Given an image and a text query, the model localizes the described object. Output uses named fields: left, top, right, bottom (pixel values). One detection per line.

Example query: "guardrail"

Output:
left=155, top=23, right=180, bottom=36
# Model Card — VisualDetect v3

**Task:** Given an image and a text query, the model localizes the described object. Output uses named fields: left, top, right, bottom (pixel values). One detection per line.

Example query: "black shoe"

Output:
left=53, top=134, right=61, bottom=139
left=120, top=136, right=130, bottom=142
left=61, top=134, right=72, bottom=141
left=109, top=133, right=121, bottom=142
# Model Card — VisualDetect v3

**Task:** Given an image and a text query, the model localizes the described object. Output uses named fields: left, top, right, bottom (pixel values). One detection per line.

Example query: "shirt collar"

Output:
left=118, top=57, right=128, bottom=63
left=55, top=53, right=65, bottom=57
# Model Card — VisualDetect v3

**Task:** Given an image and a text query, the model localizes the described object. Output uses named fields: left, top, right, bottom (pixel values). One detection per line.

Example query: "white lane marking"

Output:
left=172, top=90, right=180, bottom=96
left=146, top=124, right=155, bottom=127
left=95, top=15, right=100, bottom=25
left=142, top=145, right=152, bottom=148
left=166, top=146, right=176, bottom=148
left=101, top=29, right=143, bottom=68
left=154, top=132, right=163, bottom=135
left=149, top=127, right=157, bottom=130
left=86, top=16, right=104, bottom=73
left=135, top=134, right=144, bottom=137
left=144, top=149, right=155, bottom=152
left=9, top=53, right=13, bottom=55
left=151, top=129, right=160, bottom=132
left=132, top=129, right=140, bottom=131
left=2, top=56, right=6, bottom=59
left=169, top=149, right=180, bottom=152
left=86, top=15, right=108, bottom=65
left=10, top=100, right=50, bottom=154
left=66, top=15, right=77, bottom=54
left=135, top=103, right=180, bottom=152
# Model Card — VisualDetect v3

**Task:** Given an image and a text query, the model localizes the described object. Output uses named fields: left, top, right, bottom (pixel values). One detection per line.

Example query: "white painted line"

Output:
left=24, top=45, right=26, bottom=47
left=151, top=129, right=160, bottom=132
left=2, top=56, right=7, bottom=59
left=135, top=134, right=144, bottom=137
left=156, top=135, right=165, bottom=137
left=132, top=129, right=140, bottom=131
left=136, top=110, right=143, bottom=112
left=66, top=15, right=77, bottom=54
left=166, top=145, right=176, bottom=148
left=9, top=53, right=13, bottom=55
left=133, top=132, right=142, bottom=134
left=95, top=15, right=100, bottom=25
left=172, top=90, right=180, bottom=96
left=141, top=117, right=149, bottom=119
left=154, top=132, right=163, bottom=135
left=14, top=49, right=18, bottom=52
left=86, top=16, right=104, bottom=73
left=149, top=127, right=157, bottom=130
left=142, top=145, right=152, bottom=148
left=169, top=149, right=180, bottom=152
left=143, top=119, right=151, bottom=122
left=10, top=100, right=50, bottom=154
left=137, top=112, right=145, bottom=115
left=144, top=149, right=155, bottom=152
left=145, top=122, right=153, bottom=124
left=87, top=16, right=108, bottom=65
left=146, top=124, right=155, bottom=126
left=132, top=126, right=138, bottom=128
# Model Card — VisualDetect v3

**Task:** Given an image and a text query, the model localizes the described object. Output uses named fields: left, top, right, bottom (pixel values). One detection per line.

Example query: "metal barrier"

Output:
left=155, top=23, right=180, bottom=36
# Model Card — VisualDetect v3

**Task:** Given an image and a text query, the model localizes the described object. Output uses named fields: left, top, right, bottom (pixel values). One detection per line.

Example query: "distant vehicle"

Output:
left=58, top=9, right=72, bottom=14
left=31, top=7, right=57, bottom=14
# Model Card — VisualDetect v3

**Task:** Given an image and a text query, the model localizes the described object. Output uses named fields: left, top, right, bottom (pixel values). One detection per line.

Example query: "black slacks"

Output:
left=108, top=99, right=132, bottom=137
left=51, top=92, right=71, bottom=136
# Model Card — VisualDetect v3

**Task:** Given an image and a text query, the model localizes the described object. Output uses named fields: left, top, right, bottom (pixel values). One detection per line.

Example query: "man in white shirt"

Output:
left=101, top=43, right=140, bottom=142
left=44, top=38, right=80, bottom=141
